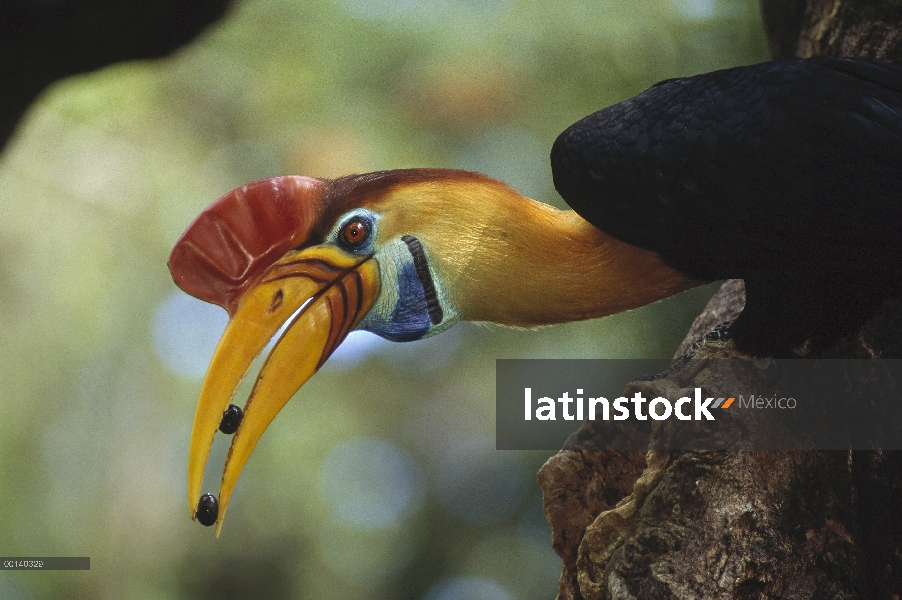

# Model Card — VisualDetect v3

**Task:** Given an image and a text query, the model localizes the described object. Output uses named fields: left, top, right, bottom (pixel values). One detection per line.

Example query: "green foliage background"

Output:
left=0, top=0, right=766, bottom=598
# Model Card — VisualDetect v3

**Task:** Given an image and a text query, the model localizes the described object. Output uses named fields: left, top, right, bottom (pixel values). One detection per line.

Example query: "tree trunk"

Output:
left=537, top=4, right=902, bottom=597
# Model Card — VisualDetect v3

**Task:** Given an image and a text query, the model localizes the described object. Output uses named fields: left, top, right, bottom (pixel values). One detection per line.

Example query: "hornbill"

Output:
left=168, top=56, right=902, bottom=534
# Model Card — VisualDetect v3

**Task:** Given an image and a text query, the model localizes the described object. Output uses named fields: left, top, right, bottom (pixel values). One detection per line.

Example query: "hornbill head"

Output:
left=169, top=169, right=561, bottom=534
left=170, top=168, right=696, bottom=535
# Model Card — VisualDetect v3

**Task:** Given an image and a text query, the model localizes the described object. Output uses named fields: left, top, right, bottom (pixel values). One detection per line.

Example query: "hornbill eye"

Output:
left=338, top=218, right=370, bottom=249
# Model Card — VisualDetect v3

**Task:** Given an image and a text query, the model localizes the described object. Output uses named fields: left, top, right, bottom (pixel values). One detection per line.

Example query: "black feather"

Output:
left=551, top=57, right=902, bottom=355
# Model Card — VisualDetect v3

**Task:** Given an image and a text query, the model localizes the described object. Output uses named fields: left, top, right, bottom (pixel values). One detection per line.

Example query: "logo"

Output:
left=523, top=387, right=738, bottom=422
left=521, top=388, right=799, bottom=422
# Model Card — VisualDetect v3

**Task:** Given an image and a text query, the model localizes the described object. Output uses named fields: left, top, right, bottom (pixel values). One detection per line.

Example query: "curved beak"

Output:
left=187, top=244, right=380, bottom=536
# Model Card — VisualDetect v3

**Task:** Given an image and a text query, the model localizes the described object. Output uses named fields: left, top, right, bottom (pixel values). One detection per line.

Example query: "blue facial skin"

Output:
left=366, top=260, right=432, bottom=342
left=386, top=261, right=433, bottom=341
left=333, top=210, right=448, bottom=343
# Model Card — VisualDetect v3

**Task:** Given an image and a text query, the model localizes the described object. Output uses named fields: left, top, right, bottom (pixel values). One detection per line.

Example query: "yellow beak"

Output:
left=187, top=244, right=380, bottom=536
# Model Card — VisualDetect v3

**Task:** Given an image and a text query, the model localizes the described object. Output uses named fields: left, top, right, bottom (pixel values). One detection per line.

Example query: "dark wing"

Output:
left=551, top=57, right=902, bottom=282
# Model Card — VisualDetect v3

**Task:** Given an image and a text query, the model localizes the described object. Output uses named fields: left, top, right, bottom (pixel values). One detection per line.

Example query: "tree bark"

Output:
left=537, top=4, right=902, bottom=598
left=761, top=0, right=902, bottom=61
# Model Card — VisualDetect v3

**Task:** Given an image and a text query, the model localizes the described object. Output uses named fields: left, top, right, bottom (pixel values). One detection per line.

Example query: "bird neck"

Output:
left=446, top=195, right=703, bottom=327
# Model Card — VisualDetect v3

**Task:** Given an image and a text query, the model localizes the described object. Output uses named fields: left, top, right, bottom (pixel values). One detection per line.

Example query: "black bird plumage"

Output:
left=551, top=56, right=902, bottom=355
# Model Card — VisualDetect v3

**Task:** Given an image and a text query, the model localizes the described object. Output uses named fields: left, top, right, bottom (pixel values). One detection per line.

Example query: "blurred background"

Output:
left=0, top=0, right=766, bottom=598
